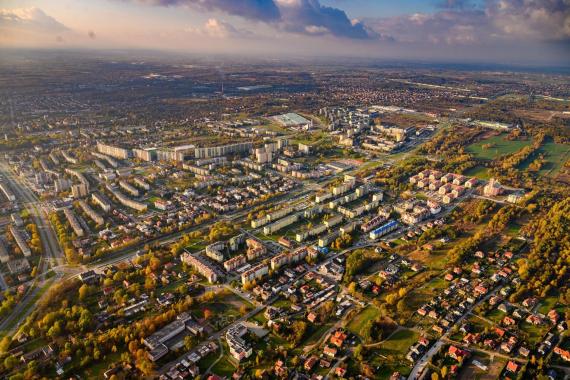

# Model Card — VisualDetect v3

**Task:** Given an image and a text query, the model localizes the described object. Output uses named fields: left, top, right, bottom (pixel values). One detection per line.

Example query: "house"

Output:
left=475, top=251, right=485, bottom=259
left=548, top=310, right=560, bottom=324
left=330, top=330, right=347, bottom=348
left=304, top=355, right=318, bottom=371
left=512, top=309, right=525, bottom=319
left=518, top=346, right=530, bottom=358
left=522, top=297, right=538, bottom=308
left=463, top=333, right=480, bottom=345
left=448, top=345, right=469, bottom=360
left=494, top=322, right=506, bottom=334
left=417, top=307, right=428, bottom=316
left=506, top=361, right=519, bottom=373
left=274, top=360, right=288, bottom=377
left=554, top=347, right=570, bottom=362
left=335, top=367, right=347, bottom=377
left=503, top=316, right=516, bottom=326
left=324, top=345, right=337, bottom=358
left=390, top=373, right=405, bottom=380
left=474, top=285, right=488, bottom=295
left=526, top=314, right=542, bottom=326
left=433, top=325, right=445, bottom=334
left=489, top=296, right=503, bottom=306
left=498, top=303, right=511, bottom=313
left=307, top=312, right=318, bottom=323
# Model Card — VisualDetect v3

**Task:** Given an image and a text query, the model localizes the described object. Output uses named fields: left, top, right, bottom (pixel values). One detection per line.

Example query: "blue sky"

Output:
left=0, top=0, right=568, bottom=66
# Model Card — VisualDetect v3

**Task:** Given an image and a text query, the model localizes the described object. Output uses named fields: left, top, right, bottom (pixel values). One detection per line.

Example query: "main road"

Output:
left=0, top=161, right=64, bottom=334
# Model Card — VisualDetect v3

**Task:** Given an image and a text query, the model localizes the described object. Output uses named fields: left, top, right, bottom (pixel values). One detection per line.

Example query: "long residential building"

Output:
left=133, top=147, right=157, bottom=162
left=106, top=185, right=147, bottom=212
left=0, top=239, right=9, bottom=263
left=194, top=142, right=253, bottom=159
left=241, top=262, right=269, bottom=285
left=92, top=192, right=112, bottom=212
left=65, top=168, right=90, bottom=189
left=270, top=246, right=314, bottom=270
left=133, top=177, right=150, bottom=190
left=61, top=151, right=78, bottom=164
left=77, top=200, right=104, bottom=226
left=369, top=220, right=398, bottom=240
left=63, top=208, right=84, bottom=237
left=263, top=213, right=299, bottom=235
left=143, top=313, right=192, bottom=350
left=119, top=180, right=140, bottom=197
left=9, top=226, right=31, bottom=257
left=0, top=182, right=16, bottom=202
left=224, top=254, right=247, bottom=272
left=181, top=251, right=222, bottom=283
left=96, top=142, right=131, bottom=160
left=92, top=151, right=118, bottom=168
left=361, top=214, right=389, bottom=233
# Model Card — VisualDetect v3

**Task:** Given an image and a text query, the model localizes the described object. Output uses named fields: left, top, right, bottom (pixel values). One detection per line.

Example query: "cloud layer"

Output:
left=367, top=0, right=570, bottom=46
left=138, top=0, right=375, bottom=39
left=0, top=1, right=568, bottom=65
left=138, top=0, right=281, bottom=21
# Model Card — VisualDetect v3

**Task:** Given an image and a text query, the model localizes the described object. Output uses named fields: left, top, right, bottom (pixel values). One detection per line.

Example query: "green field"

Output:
left=347, top=305, right=381, bottom=337
left=519, top=140, right=570, bottom=177
left=467, top=135, right=531, bottom=160
left=191, top=292, right=252, bottom=329
left=520, top=321, right=549, bottom=346
left=210, top=355, right=237, bottom=377
left=377, top=328, right=419, bottom=357
left=464, top=165, right=491, bottom=180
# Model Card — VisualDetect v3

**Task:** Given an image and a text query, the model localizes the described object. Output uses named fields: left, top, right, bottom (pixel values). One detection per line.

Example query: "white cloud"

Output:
left=185, top=18, right=250, bottom=38
left=0, top=7, right=69, bottom=33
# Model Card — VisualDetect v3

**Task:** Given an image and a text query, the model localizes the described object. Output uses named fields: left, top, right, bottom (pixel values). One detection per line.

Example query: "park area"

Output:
left=191, top=290, right=253, bottom=330
left=347, top=305, right=381, bottom=337
left=466, top=134, right=530, bottom=160
left=366, top=328, right=419, bottom=379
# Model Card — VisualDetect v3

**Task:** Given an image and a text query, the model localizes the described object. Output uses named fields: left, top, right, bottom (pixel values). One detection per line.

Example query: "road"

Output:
left=0, top=161, right=64, bottom=334
left=407, top=286, right=500, bottom=380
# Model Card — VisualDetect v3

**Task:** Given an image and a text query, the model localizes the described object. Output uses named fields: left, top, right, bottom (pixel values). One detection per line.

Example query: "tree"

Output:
left=3, top=355, right=18, bottom=370
left=0, top=336, right=11, bottom=353
left=354, top=344, right=364, bottom=362
left=78, top=284, right=91, bottom=301
left=203, top=308, right=213, bottom=320
left=431, top=373, right=439, bottom=380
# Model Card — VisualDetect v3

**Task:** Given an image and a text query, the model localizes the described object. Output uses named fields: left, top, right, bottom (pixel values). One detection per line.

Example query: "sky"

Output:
left=0, top=0, right=569, bottom=66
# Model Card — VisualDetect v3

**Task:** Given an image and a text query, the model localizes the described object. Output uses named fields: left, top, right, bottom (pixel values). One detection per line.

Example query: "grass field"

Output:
left=520, top=321, right=549, bottom=346
left=403, top=276, right=447, bottom=314
left=210, top=355, right=236, bottom=377
left=192, top=292, right=252, bottom=329
left=464, top=165, right=491, bottom=180
left=377, top=329, right=419, bottom=357
left=347, top=305, right=381, bottom=337
left=519, top=140, right=570, bottom=177
left=467, top=135, right=530, bottom=160
left=537, top=291, right=562, bottom=315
